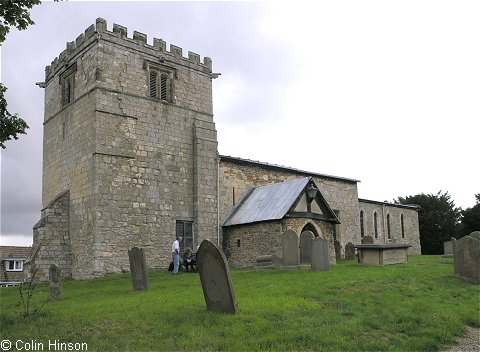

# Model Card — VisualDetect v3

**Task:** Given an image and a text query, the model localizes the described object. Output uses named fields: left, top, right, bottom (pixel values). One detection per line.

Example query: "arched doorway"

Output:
left=301, top=223, right=319, bottom=237
left=299, top=223, right=319, bottom=263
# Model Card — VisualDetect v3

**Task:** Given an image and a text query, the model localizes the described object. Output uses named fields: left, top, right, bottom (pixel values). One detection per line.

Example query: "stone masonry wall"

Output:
left=37, top=19, right=218, bottom=278
left=358, top=199, right=421, bottom=254
left=224, top=218, right=336, bottom=268
left=283, top=218, right=337, bottom=264
left=32, top=191, right=71, bottom=280
left=219, top=157, right=360, bottom=258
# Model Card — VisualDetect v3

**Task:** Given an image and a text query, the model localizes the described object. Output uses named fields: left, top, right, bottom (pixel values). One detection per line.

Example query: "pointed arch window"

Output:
left=360, top=210, right=365, bottom=238
left=387, top=213, right=391, bottom=239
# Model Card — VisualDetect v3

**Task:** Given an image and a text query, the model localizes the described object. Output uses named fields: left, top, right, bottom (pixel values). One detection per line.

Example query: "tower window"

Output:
left=60, top=63, right=77, bottom=106
left=160, top=74, right=168, bottom=100
left=145, top=61, right=175, bottom=103
left=401, top=214, right=405, bottom=238
left=374, top=212, right=378, bottom=239
left=149, top=71, right=157, bottom=98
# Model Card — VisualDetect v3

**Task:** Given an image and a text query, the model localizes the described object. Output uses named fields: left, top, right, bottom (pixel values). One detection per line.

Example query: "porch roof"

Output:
left=223, top=178, right=311, bottom=227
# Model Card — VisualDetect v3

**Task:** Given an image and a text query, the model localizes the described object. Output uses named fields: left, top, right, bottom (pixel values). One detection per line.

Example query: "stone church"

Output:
left=31, top=19, right=421, bottom=279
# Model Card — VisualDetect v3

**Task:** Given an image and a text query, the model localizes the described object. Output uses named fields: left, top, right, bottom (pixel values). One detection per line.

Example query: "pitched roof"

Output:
left=219, top=155, right=360, bottom=183
left=223, top=176, right=344, bottom=227
left=223, top=178, right=311, bottom=227
left=0, top=246, right=32, bottom=260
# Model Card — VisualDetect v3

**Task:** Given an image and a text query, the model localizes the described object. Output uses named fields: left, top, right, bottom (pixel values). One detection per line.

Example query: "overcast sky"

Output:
left=1, top=0, right=479, bottom=246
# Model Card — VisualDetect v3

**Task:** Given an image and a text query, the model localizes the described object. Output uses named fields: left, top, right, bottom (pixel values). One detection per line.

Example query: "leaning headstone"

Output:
left=311, top=238, right=330, bottom=272
left=300, top=231, right=315, bottom=264
left=49, top=264, right=62, bottom=300
left=198, top=240, right=238, bottom=314
left=362, top=236, right=374, bottom=244
left=452, top=234, right=480, bottom=284
left=128, top=247, right=149, bottom=291
left=345, top=242, right=355, bottom=259
left=334, top=240, right=341, bottom=261
left=282, top=230, right=300, bottom=269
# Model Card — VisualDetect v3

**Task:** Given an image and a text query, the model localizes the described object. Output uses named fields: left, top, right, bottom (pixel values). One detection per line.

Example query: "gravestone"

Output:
left=334, top=240, right=341, bottom=261
left=300, top=231, right=315, bottom=264
left=469, top=231, right=480, bottom=241
left=198, top=240, right=238, bottom=314
left=452, top=233, right=480, bottom=284
left=345, top=242, right=355, bottom=259
left=256, top=255, right=274, bottom=270
left=282, top=230, right=300, bottom=269
left=311, top=238, right=330, bottom=272
left=49, top=264, right=62, bottom=300
left=443, top=240, right=453, bottom=257
left=128, top=247, right=149, bottom=291
left=362, top=236, right=374, bottom=244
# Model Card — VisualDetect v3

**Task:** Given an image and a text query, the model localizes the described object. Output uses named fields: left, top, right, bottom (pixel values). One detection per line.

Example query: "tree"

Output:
left=0, top=0, right=41, bottom=149
left=0, top=84, right=29, bottom=149
left=396, top=191, right=462, bottom=255
left=0, top=0, right=41, bottom=43
left=457, top=194, right=480, bottom=236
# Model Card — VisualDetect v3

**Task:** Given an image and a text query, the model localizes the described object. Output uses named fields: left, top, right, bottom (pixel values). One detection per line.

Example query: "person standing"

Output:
left=172, top=236, right=182, bottom=274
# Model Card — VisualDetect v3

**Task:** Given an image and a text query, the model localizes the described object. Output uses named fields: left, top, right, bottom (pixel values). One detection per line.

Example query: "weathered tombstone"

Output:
left=282, top=230, right=300, bottom=269
left=49, top=264, right=62, bottom=300
left=334, top=240, right=341, bottom=261
left=452, top=234, right=480, bottom=284
left=128, top=247, right=149, bottom=291
left=311, top=238, right=330, bottom=272
left=345, top=242, right=355, bottom=259
left=198, top=240, right=238, bottom=314
left=362, top=236, right=374, bottom=244
left=443, top=240, right=453, bottom=257
left=469, top=231, right=480, bottom=241
left=300, top=231, right=315, bottom=264
left=256, top=255, right=274, bottom=270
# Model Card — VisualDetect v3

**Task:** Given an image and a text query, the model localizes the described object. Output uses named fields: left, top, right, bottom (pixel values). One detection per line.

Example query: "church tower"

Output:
left=33, top=18, right=219, bottom=279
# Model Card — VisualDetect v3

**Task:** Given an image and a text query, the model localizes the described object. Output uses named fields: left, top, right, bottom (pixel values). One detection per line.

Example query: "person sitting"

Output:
left=192, top=251, right=198, bottom=267
left=183, top=247, right=194, bottom=272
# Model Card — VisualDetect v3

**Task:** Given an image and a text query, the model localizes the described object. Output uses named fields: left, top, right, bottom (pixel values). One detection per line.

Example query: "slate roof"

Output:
left=0, top=246, right=32, bottom=260
left=223, top=177, right=312, bottom=227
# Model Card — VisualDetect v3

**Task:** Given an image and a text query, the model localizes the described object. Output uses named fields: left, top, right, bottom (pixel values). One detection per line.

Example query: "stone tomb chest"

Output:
left=354, top=243, right=411, bottom=265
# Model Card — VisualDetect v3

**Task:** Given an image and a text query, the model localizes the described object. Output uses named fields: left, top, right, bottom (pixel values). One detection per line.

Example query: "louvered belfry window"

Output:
left=149, top=71, right=158, bottom=98
left=160, top=74, right=168, bottom=100
left=147, top=64, right=173, bottom=102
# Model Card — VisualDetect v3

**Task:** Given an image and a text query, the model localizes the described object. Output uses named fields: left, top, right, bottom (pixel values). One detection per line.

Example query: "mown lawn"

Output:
left=0, top=256, right=479, bottom=351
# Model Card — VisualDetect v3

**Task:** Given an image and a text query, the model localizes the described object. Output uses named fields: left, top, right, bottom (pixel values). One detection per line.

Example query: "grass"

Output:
left=0, top=256, right=479, bottom=351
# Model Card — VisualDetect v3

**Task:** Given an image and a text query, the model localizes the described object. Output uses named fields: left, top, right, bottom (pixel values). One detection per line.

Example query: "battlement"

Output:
left=45, top=18, right=213, bottom=81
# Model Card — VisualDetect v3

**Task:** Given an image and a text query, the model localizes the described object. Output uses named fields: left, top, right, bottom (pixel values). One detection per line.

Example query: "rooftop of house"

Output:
left=0, top=246, right=32, bottom=261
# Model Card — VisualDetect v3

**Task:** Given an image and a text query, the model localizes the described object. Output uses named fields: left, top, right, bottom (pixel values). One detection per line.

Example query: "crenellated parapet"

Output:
left=45, top=18, right=213, bottom=82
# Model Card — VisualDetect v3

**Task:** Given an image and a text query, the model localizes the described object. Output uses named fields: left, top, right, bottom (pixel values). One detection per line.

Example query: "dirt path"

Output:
left=442, top=326, right=480, bottom=352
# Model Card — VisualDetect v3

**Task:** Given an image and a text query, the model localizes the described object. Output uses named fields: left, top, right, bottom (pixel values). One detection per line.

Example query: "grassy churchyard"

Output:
left=0, top=256, right=479, bottom=351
